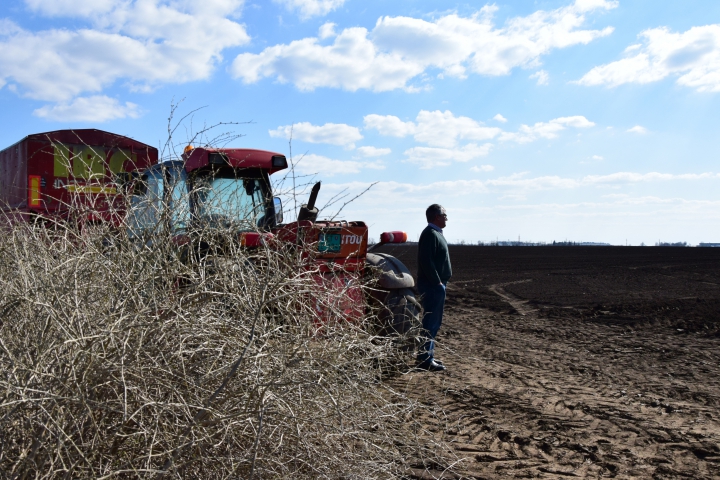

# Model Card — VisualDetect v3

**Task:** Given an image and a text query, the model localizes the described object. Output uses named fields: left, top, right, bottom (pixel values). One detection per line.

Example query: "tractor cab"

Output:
left=128, top=147, right=286, bottom=239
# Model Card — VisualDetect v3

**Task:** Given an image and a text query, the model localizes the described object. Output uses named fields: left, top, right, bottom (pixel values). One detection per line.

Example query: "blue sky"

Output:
left=2, top=0, right=720, bottom=245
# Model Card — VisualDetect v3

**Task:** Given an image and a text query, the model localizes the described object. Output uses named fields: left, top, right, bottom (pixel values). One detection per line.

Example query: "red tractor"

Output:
left=126, top=145, right=421, bottom=338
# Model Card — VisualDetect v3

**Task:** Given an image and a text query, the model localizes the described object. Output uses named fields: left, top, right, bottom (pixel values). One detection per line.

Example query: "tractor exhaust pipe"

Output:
left=297, top=181, right=321, bottom=222
left=307, top=181, right=321, bottom=210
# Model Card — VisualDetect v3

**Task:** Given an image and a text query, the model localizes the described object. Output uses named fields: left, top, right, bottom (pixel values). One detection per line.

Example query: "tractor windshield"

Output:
left=193, top=170, right=268, bottom=230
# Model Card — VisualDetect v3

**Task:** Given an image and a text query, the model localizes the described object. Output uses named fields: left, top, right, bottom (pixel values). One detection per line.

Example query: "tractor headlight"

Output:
left=271, top=155, right=288, bottom=169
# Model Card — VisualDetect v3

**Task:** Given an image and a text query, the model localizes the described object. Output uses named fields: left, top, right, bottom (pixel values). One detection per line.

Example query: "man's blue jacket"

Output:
left=417, top=225, right=452, bottom=285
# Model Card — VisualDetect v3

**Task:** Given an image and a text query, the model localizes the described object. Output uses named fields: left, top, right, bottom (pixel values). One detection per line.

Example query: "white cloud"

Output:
left=486, top=171, right=719, bottom=191
left=627, top=125, right=648, bottom=134
left=493, top=114, right=508, bottom=123
left=232, top=27, right=424, bottom=92
left=602, top=193, right=629, bottom=199
left=486, top=172, right=579, bottom=190
left=365, top=110, right=501, bottom=148
left=25, top=0, right=117, bottom=16
left=363, top=111, right=595, bottom=165
left=319, top=22, right=336, bottom=39
left=0, top=1, right=249, bottom=102
left=320, top=179, right=490, bottom=208
left=413, top=110, right=501, bottom=148
left=33, top=95, right=141, bottom=121
left=363, top=114, right=416, bottom=137
left=555, top=116, right=595, bottom=128
left=471, top=165, right=494, bottom=172
left=232, top=0, right=616, bottom=92
left=500, top=115, right=595, bottom=143
left=274, top=0, right=346, bottom=19
left=269, top=122, right=363, bottom=147
left=530, top=70, right=549, bottom=85
left=580, top=155, right=605, bottom=164
left=585, top=172, right=719, bottom=183
left=577, top=24, right=720, bottom=92
left=321, top=169, right=717, bottom=205
left=499, top=194, right=526, bottom=201
left=356, top=146, right=391, bottom=157
left=403, top=143, right=493, bottom=169
left=294, top=153, right=384, bottom=176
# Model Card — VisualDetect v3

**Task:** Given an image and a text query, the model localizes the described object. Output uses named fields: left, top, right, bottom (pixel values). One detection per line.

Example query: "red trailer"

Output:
left=0, top=129, right=157, bottom=224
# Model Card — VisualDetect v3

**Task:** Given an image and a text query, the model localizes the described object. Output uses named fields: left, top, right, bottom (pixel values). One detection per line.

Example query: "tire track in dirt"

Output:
left=486, top=280, right=535, bottom=316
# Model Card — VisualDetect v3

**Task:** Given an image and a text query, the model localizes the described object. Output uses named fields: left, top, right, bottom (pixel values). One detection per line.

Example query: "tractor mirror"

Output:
left=273, top=197, right=283, bottom=224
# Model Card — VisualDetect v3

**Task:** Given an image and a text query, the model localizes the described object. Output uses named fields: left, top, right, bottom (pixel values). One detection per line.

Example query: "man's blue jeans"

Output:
left=417, top=279, right=446, bottom=363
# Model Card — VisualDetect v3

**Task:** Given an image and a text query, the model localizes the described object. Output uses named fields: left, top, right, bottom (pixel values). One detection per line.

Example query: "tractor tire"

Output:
left=376, top=288, right=422, bottom=348
left=365, top=253, right=423, bottom=350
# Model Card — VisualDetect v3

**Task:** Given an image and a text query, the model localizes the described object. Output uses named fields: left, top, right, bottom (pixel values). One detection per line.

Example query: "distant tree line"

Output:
left=455, top=240, right=611, bottom=246
left=378, top=239, right=718, bottom=247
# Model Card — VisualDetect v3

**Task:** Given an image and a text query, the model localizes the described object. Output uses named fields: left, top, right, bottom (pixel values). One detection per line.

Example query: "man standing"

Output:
left=416, top=204, right=452, bottom=372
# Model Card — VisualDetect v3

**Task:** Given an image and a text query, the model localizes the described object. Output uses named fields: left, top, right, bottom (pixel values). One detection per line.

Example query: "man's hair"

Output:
left=426, top=204, right=444, bottom=223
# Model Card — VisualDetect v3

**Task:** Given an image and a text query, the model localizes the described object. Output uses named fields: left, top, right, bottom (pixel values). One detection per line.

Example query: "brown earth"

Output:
left=376, top=245, right=720, bottom=479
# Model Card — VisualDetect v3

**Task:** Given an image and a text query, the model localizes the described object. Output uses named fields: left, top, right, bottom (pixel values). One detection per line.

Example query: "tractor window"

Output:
left=167, top=167, right=190, bottom=233
left=193, top=171, right=267, bottom=230
left=128, top=171, right=164, bottom=238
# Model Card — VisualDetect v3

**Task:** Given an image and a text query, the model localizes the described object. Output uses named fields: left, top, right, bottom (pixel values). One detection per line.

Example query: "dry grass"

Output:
left=0, top=204, right=448, bottom=478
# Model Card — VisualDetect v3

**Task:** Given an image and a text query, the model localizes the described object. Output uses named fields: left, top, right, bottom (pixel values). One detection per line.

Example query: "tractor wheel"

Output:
left=374, top=287, right=423, bottom=351
left=365, top=252, right=423, bottom=350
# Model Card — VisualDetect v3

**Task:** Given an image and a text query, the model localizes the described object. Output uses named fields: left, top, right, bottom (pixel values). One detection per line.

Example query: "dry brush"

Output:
left=0, top=209, right=443, bottom=478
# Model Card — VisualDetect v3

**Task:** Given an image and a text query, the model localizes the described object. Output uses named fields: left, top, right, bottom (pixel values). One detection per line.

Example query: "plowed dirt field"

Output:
left=376, top=245, right=720, bottom=479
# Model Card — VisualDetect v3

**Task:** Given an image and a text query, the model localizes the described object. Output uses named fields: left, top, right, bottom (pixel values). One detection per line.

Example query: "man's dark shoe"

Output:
left=418, top=357, right=443, bottom=366
left=417, top=359, right=446, bottom=372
